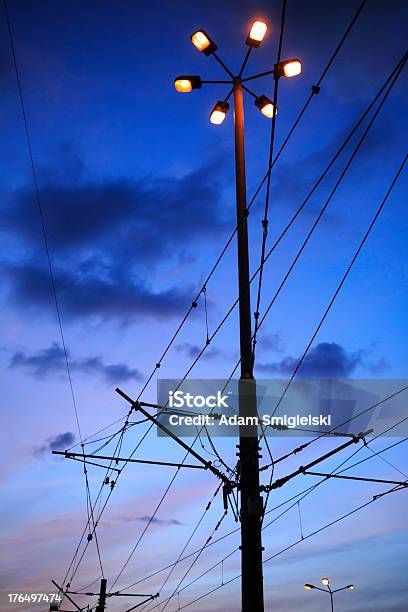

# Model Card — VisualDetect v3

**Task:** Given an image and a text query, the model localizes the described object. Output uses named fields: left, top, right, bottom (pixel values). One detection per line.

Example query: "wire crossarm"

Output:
left=261, top=431, right=373, bottom=492
left=116, top=387, right=232, bottom=485
left=52, top=451, right=207, bottom=471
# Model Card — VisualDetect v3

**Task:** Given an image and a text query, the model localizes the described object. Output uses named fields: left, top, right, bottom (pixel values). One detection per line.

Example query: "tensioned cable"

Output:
left=264, top=150, right=408, bottom=425
left=59, top=417, right=136, bottom=593
left=175, top=435, right=408, bottom=609
left=109, top=468, right=182, bottom=590
left=118, top=386, right=408, bottom=595
left=215, top=53, right=406, bottom=433
left=150, top=484, right=223, bottom=609
left=157, top=510, right=228, bottom=612
left=3, top=0, right=82, bottom=440
left=252, top=0, right=287, bottom=366
left=260, top=149, right=408, bottom=516
left=251, top=0, right=368, bottom=364
left=2, top=3, right=111, bottom=599
left=175, top=494, right=387, bottom=609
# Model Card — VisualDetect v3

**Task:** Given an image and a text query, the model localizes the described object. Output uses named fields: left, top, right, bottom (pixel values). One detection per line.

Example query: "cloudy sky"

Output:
left=0, top=0, right=407, bottom=610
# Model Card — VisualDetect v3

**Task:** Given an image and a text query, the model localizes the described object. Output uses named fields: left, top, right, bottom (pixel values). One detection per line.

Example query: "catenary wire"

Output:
left=60, top=0, right=369, bottom=463
left=252, top=0, right=287, bottom=365
left=104, top=54, right=405, bottom=595
left=56, top=0, right=376, bottom=591
left=260, top=150, right=407, bottom=514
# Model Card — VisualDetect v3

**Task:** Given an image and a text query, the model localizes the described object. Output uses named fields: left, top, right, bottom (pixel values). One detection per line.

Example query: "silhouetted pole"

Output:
left=233, top=75, right=264, bottom=612
left=95, top=579, right=107, bottom=612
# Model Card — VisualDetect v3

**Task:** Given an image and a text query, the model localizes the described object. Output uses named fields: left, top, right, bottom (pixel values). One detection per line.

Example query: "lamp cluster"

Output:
left=174, top=20, right=302, bottom=125
left=304, top=577, right=355, bottom=591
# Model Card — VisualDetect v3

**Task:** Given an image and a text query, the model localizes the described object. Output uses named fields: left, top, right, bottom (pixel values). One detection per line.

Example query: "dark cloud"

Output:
left=3, top=261, right=193, bottom=323
left=1, top=146, right=230, bottom=265
left=9, top=342, right=142, bottom=384
left=1, top=146, right=232, bottom=323
left=35, top=431, right=75, bottom=456
left=135, top=516, right=183, bottom=526
left=257, top=342, right=363, bottom=378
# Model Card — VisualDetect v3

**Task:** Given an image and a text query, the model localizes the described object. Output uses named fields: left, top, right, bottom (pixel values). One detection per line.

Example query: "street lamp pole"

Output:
left=233, top=74, right=265, bottom=612
left=174, top=23, right=302, bottom=611
left=304, top=578, right=355, bottom=610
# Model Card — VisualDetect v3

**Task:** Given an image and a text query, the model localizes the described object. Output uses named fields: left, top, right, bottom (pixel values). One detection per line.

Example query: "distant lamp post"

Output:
left=304, top=578, right=355, bottom=611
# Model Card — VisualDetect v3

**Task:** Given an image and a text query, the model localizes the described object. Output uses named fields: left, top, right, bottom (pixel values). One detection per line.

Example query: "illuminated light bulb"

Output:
left=209, top=100, right=229, bottom=125
left=282, top=59, right=302, bottom=77
left=191, top=29, right=217, bottom=55
left=174, top=76, right=202, bottom=93
left=275, top=58, right=302, bottom=78
left=254, top=95, right=277, bottom=118
left=246, top=20, right=268, bottom=47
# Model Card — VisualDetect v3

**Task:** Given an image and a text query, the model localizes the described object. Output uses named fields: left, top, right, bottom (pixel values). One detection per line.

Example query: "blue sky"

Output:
left=1, top=0, right=407, bottom=610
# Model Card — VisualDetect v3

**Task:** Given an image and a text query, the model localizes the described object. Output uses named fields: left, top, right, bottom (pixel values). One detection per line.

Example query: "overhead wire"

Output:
left=118, top=387, right=408, bottom=596
left=99, top=50, right=407, bottom=596
left=252, top=0, right=287, bottom=365
left=3, top=0, right=82, bottom=440
left=54, top=0, right=376, bottom=593
left=82, top=0, right=369, bottom=446
left=175, top=436, right=408, bottom=609
left=260, top=149, right=407, bottom=515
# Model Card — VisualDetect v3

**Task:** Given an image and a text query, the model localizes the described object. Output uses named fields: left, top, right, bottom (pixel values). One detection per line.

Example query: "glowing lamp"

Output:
left=255, top=95, right=277, bottom=118
left=174, top=76, right=202, bottom=93
left=321, top=578, right=330, bottom=587
left=276, top=59, right=302, bottom=78
left=209, top=100, right=229, bottom=125
left=246, top=20, right=268, bottom=47
left=191, top=30, right=217, bottom=56
left=304, top=584, right=315, bottom=591
left=347, top=585, right=355, bottom=590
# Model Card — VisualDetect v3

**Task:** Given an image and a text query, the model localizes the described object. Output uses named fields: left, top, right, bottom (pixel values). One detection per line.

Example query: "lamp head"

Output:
left=275, top=59, right=302, bottom=78
left=174, top=75, right=202, bottom=93
left=209, top=100, right=229, bottom=125
left=321, top=577, right=330, bottom=587
left=304, top=584, right=315, bottom=591
left=191, top=29, right=217, bottom=56
left=255, top=95, right=277, bottom=118
left=246, top=20, right=268, bottom=47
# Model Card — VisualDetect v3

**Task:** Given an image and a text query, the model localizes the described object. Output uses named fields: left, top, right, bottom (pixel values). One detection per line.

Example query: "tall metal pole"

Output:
left=233, top=76, right=265, bottom=612
left=96, top=578, right=107, bottom=612
left=330, top=590, right=334, bottom=612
